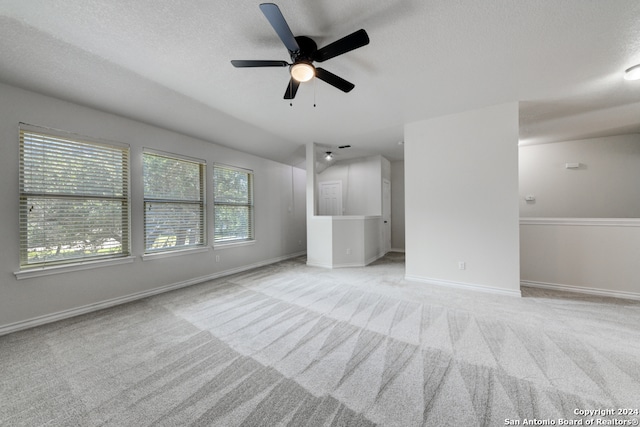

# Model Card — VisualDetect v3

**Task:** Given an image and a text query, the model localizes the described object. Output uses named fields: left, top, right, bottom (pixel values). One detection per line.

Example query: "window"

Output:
left=19, top=124, right=130, bottom=268
left=143, top=150, right=205, bottom=253
left=213, top=165, right=254, bottom=243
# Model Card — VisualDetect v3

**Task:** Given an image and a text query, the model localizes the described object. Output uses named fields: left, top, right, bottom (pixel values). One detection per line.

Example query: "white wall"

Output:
left=521, top=219, right=640, bottom=300
left=518, top=134, right=640, bottom=300
left=306, top=216, right=384, bottom=269
left=0, top=83, right=307, bottom=332
left=307, top=144, right=386, bottom=269
left=404, top=102, right=520, bottom=295
left=317, top=155, right=384, bottom=216
left=381, top=156, right=391, bottom=184
left=363, top=217, right=384, bottom=264
left=391, top=161, right=405, bottom=251
left=306, top=216, right=333, bottom=268
left=519, top=134, right=640, bottom=217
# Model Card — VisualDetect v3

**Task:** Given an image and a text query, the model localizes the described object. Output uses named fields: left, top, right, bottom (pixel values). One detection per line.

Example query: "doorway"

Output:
left=382, top=178, right=391, bottom=253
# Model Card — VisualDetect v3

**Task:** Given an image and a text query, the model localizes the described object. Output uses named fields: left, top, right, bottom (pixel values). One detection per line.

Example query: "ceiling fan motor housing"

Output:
left=291, top=36, right=318, bottom=63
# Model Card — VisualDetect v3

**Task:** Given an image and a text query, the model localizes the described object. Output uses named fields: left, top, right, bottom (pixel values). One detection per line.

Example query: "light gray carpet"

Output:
left=1, top=253, right=639, bottom=426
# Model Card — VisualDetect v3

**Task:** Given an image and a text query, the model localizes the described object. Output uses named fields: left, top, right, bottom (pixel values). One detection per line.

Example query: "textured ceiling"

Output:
left=1, top=0, right=640, bottom=167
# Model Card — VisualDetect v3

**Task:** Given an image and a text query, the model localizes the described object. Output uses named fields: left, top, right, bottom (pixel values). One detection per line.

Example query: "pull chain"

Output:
left=287, top=79, right=318, bottom=107
left=289, top=78, right=293, bottom=107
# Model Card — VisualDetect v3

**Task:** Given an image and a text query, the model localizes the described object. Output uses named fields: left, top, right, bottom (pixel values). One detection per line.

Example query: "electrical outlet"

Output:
left=215, top=255, right=220, bottom=262
left=346, top=248, right=351, bottom=255
left=458, top=261, right=465, bottom=270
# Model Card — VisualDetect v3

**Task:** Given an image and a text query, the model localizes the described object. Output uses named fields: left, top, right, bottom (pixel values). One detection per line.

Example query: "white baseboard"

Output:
left=390, top=248, right=405, bottom=253
left=306, top=262, right=331, bottom=269
left=0, top=251, right=307, bottom=337
left=521, top=280, right=640, bottom=301
left=307, top=261, right=369, bottom=269
left=331, top=262, right=367, bottom=268
left=405, top=275, right=522, bottom=297
left=365, top=251, right=387, bottom=266
left=308, top=251, right=386, bottom=269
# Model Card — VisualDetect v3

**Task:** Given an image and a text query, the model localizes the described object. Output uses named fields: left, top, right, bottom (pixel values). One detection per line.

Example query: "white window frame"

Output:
left=18, top=123, right=131, bottom=270
left=213, top=164, right=255, bottom=245
left=142, top=149, right=206, bottom=255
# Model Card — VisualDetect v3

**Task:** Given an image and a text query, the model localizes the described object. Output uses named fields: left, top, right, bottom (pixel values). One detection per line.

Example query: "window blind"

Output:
left=213, top=165, right=254, bottom=243
left=19, top=124, right=130, bottom=268
left=143, top=150, right=205, bottom=253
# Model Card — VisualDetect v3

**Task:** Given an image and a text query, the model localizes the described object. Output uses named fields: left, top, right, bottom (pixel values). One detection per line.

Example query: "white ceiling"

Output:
left=1, top=0, right=640, bottom=167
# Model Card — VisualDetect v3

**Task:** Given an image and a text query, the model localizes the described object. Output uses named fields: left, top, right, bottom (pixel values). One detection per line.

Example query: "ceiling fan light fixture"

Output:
left=291, top=62, right=315, bottom=82
left=232, top=4, right=368, bottom=100
left=624, top=64, right=640, bottom=81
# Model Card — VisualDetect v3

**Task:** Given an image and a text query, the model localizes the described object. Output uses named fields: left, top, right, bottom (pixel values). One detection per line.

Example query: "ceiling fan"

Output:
left=231, top=3, right=370, bottom=100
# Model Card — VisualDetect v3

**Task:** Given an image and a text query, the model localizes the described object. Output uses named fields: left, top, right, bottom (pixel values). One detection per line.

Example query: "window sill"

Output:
left=141, top=246, right=210, bottom=261
left=213, top=240, right=256, bottom=250
left=14, top=256, right=136, bottom=280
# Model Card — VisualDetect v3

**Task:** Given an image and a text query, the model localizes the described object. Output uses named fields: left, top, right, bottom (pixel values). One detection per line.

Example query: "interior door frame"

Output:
left=382, top=178, right=391, bottom=253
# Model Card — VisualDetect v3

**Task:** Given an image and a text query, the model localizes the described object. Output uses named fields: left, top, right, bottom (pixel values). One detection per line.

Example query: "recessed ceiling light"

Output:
left=325, top=151, right=333, bottom=161
left=624, top=64, right=640, bottom=81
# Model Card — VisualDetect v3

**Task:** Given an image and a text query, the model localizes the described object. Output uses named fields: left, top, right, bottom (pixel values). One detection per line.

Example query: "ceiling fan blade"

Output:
left=259, top=3, right=300, bottom=53
left=314, top=29, right=369, bottom=62
left=315, top=68, right=355, bottom=93
left=231, top=60, right=289, bottom=68
left=284, top=78, right=300, bottom=99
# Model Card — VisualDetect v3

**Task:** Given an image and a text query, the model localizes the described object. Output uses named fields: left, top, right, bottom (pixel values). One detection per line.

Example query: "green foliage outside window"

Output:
left=19, top=126, right=254, bottom=268
left=19, top=127, right=130, bottom=267
left=214, top=166, right=254, bottom=242
left=143, top=152, right=205, bottom=252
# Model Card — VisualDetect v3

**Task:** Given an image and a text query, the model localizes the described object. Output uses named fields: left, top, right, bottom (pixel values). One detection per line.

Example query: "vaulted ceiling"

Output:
left=1, top=1, right=640, bottom=167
